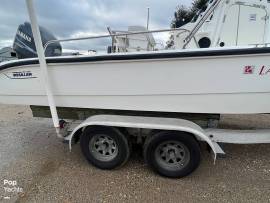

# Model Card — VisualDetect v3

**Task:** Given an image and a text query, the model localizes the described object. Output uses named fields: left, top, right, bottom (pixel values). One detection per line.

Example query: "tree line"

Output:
left=167, top=0, right=208, bottom=47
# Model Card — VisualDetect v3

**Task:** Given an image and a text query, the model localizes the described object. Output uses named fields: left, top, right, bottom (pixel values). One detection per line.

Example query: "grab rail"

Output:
left=43, top=27, right=199, bottom=53
left=183, top=0, right=223, bottom=48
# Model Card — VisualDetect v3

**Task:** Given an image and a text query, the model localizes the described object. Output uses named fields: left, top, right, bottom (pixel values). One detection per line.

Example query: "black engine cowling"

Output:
left=13, top=22, right=62, bottom=59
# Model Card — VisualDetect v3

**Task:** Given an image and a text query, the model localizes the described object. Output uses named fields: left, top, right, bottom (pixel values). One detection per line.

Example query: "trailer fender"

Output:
left=65, top=115, right=225, bottom=159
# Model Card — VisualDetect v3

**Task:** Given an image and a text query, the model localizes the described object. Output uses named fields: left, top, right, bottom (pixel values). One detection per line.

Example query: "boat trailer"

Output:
left=24, top=0, right=270, bottom=178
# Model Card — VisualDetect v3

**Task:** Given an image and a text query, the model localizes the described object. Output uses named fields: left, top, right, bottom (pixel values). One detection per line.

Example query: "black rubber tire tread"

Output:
left=80, top=126, right=131, bottom=170
left=143, top=131, right=201, bottom=178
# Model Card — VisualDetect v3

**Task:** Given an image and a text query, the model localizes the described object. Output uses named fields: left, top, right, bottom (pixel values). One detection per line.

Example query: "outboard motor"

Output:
left=13, top=22, right=62, bottom=59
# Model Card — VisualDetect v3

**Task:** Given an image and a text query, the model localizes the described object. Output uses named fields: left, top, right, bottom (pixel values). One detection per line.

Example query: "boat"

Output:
left=1, top=0, right=270, bottom=115
left=2, top=0, right=270, bottom=179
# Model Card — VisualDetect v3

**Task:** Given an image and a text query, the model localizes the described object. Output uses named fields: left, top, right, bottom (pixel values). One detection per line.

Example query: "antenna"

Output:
left=147, top=7, right=150, bottom=30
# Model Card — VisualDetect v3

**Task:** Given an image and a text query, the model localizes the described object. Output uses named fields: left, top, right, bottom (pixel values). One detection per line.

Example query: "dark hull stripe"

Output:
left=1, top=47, right=270, bottom=71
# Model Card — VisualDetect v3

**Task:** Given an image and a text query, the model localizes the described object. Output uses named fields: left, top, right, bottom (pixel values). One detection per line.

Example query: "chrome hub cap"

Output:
left=155, top=141, right=190, bottom=171
left=89, top=134, right=118, bottom=161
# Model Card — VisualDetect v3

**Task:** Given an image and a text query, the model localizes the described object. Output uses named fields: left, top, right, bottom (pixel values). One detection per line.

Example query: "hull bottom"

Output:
left=0, top=92, right=269, bottom=114
left=30, top=106, right=220, bottom=128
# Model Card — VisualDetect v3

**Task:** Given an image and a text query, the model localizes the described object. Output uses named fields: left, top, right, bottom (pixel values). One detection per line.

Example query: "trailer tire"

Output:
left=80, top=126, right=131, bottom=170
left=144, top=131, right=201, bottom=178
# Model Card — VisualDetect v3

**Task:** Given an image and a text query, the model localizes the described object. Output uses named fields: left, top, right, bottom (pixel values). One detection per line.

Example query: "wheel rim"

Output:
left=89, top=134, right=118, bottom=162
left=155, top=140, right=190, bottom=171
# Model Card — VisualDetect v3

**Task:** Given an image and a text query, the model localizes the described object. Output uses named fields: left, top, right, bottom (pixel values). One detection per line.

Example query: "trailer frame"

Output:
left=63, top=114, right=270, bottom=158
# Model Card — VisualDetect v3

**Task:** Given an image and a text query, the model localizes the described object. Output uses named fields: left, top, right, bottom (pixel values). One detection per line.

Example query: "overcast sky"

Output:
left=0, top=0, right=190, bottom=51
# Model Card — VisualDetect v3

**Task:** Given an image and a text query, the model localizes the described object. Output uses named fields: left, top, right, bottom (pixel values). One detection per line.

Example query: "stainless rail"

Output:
left=44, top=27, right=198, bottom=53
left=183, top=0, right=223, bottom=48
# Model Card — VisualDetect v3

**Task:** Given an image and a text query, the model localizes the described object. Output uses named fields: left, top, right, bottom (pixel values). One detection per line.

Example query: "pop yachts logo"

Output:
left=244, top=65, right=270, bottom=75
left=2, top=179, right=23, bottom=200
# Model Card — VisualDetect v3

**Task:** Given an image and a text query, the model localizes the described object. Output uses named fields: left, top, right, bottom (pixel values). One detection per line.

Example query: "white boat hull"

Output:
left=1, top=48, right=270, bottom=114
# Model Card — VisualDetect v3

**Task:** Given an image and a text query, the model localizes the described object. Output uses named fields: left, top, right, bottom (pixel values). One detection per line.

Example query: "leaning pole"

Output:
left=25, top=0, right=61, bottom=137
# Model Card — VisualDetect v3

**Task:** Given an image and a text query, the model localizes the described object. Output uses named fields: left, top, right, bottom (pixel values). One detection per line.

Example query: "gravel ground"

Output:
left=0, top=104, right=269, bottom=203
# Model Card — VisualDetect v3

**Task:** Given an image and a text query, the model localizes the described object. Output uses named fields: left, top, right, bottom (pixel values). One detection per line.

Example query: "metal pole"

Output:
left=25, top=0, right=61, bottom=137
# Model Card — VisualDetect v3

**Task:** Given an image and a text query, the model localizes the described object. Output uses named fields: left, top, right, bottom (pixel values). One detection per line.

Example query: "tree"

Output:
left=190, top=0, right=209, bottom=16
left=171, top=5, right=193, bottom=29
left=167, top=0, right=209, bottom=47
left=172, top=0, right=209, bottom=28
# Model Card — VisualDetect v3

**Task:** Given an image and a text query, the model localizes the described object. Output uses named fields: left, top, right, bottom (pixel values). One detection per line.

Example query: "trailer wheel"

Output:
left=144, top=131, right=201, bottom=178
left=80, top=126, right=131, bottom=170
